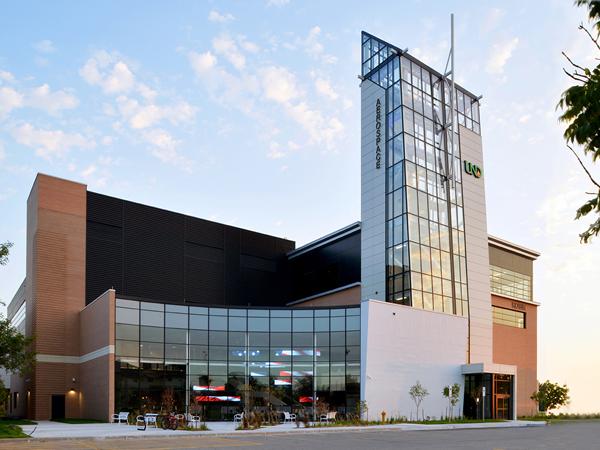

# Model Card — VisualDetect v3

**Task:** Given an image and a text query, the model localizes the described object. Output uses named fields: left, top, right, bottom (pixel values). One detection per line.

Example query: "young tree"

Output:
left=409, top=381, right=429, bottom=421
left=531, top=381, right=570, bottom=413
left=558, top=1, right=600, bottom=242
left=0, top=242, right=36, bottom=416
left=443, top=383, right=461, bottom=420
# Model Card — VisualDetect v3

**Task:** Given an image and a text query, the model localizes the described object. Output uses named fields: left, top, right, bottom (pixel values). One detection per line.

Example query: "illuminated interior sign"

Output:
left=464, top=160, right=482, bottom=178
left=195, top=395, right=241, bottom=402
left=192, top=385, right=225, bottom=391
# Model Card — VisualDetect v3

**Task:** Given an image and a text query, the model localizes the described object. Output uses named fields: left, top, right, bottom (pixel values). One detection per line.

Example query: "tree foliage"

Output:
left=443, top=383, right=461, bottom=420
left=531, top=380, right=570, bottom=412
left=0, top=315, right=35, bottom=376
left=409, top=380, right=429, bottom=420
left=0, top=242, right=12, bottom=266
left=0, top=241, right=35, bottom=378
left=558, top=1, right=600, bottom=242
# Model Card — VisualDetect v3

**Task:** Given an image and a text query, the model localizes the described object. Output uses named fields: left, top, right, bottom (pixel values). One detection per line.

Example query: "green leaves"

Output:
left=0, top=315, right=35, bottom=375
left=559, top=2, right=600, bottom=242
left=0, top=242, right=12, bottom=266
left=531, top=380, right=570, bottom=413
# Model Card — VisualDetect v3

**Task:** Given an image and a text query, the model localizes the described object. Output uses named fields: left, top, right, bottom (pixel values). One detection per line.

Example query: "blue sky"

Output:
left=1, top=0, right=599, bottom=412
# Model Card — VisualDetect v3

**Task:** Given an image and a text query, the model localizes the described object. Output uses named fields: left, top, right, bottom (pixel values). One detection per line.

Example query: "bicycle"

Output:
left=158, top=412, right=179, bottom=430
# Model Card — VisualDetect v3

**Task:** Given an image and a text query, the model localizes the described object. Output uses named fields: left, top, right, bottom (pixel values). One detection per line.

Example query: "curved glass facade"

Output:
left=115, top=298, right=360, bottom=420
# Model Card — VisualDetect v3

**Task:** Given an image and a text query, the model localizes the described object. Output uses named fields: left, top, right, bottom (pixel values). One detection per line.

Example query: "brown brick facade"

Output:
left=79, top=289, right=115, bottom=420
left=491, top=294, right=538, bottom=417
left=26, top=174, right=87, bottom=420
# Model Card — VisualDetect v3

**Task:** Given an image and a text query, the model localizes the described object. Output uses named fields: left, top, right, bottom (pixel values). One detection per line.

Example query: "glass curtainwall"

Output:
left=115, top=298, right=360, bottom=420
left=361, top=32, right=477, bottom=316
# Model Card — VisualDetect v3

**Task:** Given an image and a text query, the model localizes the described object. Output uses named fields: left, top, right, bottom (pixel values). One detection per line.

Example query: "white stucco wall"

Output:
left=360, top=80, right=387, bottom=302
left=361, top=300, right=468, bottom=420
left=459, top=125, right=493, bottom=365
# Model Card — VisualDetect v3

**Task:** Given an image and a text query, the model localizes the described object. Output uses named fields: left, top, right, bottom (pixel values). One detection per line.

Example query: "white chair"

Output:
left=283, top=411, right=296, bottom=423
left=188, top=413, right=201, bottom=428
left=320, top=411, right=337, bottom=422
left=112, top=411, right=129, bottom=424
left=145, top=413, right=159, bottom=427
left=233, top=412, right=244, bottom=424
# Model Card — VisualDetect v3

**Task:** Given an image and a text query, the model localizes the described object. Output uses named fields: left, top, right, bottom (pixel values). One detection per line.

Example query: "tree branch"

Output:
left=579, top=23, right=600, bottom=51
left=563, top=67, right=589, bottom=82
left=567, top=144, right=600, bottom=189
left=562, top=51, right=590, bottom=74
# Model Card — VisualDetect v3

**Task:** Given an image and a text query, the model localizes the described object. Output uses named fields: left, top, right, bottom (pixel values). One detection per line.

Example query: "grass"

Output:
left=519, top=413, right=600, bottom=422
left=0, top=423, right=28, bottom=439
left=182, top=423, right=210, bottom=431
left=0, top=418, right=37, bottom=425
left=52, top=418, right=105, bottom=424
left=310, top=418, right=506, bottom=428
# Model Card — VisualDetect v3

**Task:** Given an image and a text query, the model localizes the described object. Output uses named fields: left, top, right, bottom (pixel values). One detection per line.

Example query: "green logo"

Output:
left=464, top=160, right=482, bottom=178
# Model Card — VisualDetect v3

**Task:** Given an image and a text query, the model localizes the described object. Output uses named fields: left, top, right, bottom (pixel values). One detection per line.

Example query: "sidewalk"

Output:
left=19, top=419, right=546, bottom=440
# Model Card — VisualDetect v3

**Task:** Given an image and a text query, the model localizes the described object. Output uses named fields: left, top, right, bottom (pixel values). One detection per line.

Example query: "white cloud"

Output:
left=212, top=34, right=246, bottom=70
left=0, top=70, right=15, bottom=83
left=81, top=164, right=97, bottom=177
left=80, top=51, right=135, bottom=94
left=481, top=8, right=505, bottom=34
left=267, top=141, right=285, bottom=159
left=137, top=83, right=157, bottom=101
left=116, top=95, right=196, bottom=129
left=142, top=128, right=193, bottom=172
left=314, top=77, right=338, bottom=100
left=0, top=87, right=24, bottom=118
left=238, top=36, right=260, bottom=54
left=11, top=122, right=95, bottom=159
left=0, top=141, right=5, bottom=161
left=302, top=26, right=337, bottom=64
left=26, top=84, right=79, bottom=114
left=267, top=0, right=290, bottom=6
left=208, top=10, right=235, bottom=23
left=260, top=66, right=300, bottom=103
left=486, top=37, right=519, bottom=74
left=33, top=39, right=56, bottom=53
left=188, top=51, right=218, bottom=75
left=286, top=102, right=343, bottom=149
left=518, top=114, right=531, bottom=124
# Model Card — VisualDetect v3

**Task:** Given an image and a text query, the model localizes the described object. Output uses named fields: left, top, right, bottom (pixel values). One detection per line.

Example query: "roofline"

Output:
left=287, top=222, right=361, bottom=259
left=361, top=31, right=481, bottom=100
left=488, top=235, right=540, bottom=260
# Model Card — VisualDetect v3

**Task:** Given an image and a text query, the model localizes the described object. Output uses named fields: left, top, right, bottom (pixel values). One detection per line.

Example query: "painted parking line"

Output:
left=0, top=436, right=262, bottom=450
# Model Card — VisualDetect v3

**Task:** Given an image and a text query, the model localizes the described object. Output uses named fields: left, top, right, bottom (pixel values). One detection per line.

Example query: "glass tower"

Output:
left=361, top=32, right=481, bottom=316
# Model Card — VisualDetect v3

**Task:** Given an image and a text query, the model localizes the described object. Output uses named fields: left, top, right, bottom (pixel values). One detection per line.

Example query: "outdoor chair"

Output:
left=233, top=412, right=244, bottom=424
left=320, top=411, right=337, bottom=422
left=283, top=411, right=296, bottom=423
left=187, top=413, right=201, bottom=428
left=145, top=413, right=159, bottom=427
left=111, top=411, right=129, bottom=424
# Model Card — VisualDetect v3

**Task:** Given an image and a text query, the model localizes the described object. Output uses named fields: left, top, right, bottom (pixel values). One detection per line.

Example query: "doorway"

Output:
left=51, top=394, right=65, bottom=420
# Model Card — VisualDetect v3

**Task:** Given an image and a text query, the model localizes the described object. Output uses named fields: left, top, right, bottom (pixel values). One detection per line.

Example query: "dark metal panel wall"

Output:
left=86, top=192, right=295, bottom=306
left=287, top=231, right=361, bottom=301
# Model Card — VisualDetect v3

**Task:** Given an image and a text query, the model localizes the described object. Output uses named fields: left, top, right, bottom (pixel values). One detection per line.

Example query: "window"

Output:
left=492, top=306, right=525, bottom=329
left=490, top=265, right=531, bottom=301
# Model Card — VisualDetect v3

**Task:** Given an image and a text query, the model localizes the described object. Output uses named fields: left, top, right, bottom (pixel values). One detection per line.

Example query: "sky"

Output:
left=0, top=0, right=598, bottom=413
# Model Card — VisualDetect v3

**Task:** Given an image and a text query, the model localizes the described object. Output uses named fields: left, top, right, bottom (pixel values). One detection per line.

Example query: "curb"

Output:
left=9, top=421, right=547, bottom=443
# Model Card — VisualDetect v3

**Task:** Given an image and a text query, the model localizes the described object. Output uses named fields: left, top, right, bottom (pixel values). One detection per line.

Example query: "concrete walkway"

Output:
left=19, top=419, right=546, bottom=440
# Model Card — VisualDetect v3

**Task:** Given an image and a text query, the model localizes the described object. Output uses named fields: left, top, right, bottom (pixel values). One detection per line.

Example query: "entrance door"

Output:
left=51, top=395, right=65, bottom=420
left=494, top=394, right=510, bottom=419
